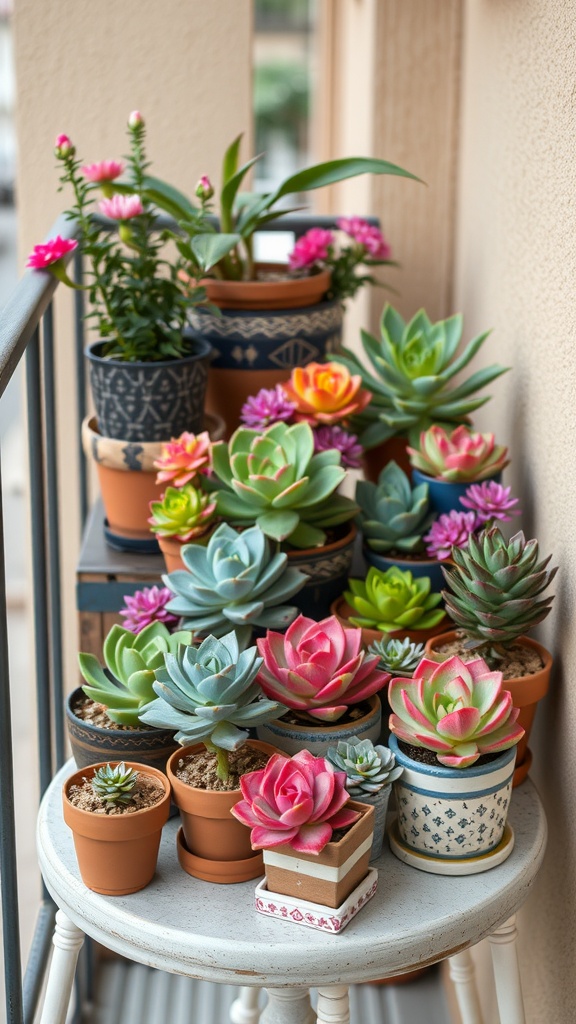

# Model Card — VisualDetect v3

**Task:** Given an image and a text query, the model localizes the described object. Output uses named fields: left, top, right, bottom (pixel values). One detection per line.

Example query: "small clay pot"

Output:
left=203, top=264, right=331, bottom=310
left=157, top=525, right=216, bottom=575
left=286, top=523, right=357, bottom=619
left=424, top=630, right=552, bottom=786
left=62, top=761, right=170, bottom=895
left=257, top=693, right=382, bottom=758
left=167, top=740, right=281, bottom=884
left=330, top=596, right=450, bottom=649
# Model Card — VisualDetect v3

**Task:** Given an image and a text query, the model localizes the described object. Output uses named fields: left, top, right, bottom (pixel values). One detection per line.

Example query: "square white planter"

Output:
left=254, top=867, right=378, bottom=934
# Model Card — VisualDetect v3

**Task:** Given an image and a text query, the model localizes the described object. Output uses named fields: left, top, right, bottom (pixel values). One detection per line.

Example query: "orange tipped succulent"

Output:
left=283, top=361, right=372, bottom=425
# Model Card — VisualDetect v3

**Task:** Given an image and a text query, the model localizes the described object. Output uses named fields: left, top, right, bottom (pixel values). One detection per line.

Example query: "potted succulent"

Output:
left=326, top=737, right=402, bottom=860
left=368, top=637, right=426, bottom=678
left=333, top=565, right=447, bottom=647
left=336, top=304, right=507, bottom=481
left=387, top=654, right=524, bottom=874
left=207, top=420, right=358, bottom=617
left=162, top=522, right=307, bottom=648
left=138, top=631, right=285, bottom=883
left=255, top=614, right=389, bottom=755
left=427, top=526, right=556, bottom=785
left=230, top=749, right=375, bottom=911
left=148, top=482, right=217, bottom=572
left=408, top=425, right=509, bottom=516
left=70, top=621, right=192, bottom=772
left=62, top=760, right=170, bottom=895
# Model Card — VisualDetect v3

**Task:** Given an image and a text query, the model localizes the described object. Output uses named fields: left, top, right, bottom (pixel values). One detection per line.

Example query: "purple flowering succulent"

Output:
left=424, top=510, right=477, bottom=561
left=460, top=481, right=520, bottom=524
left=119, top=586, right=180, bottom=633
left=313, top=425, right=363, bottom=469
left=240, top=385, right=296, bottom=430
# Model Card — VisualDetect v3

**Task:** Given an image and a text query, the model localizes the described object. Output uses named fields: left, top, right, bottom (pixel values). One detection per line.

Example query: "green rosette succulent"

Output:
left=344, top=566, right=445, bottom=633
left=208, top=421, right=358, bottom=549
left=139, top=631, right=286, bottom=781
left=356, top=460, right=434, bottom=553
left=148, top=483, right=216, bottom=541
left=326, top=737, right=403, bottom=796
left=368, top=636, right=426, bottom=677
left=91, top=762, right=139, bottom=809
left=337, top=303, right=507, bottom=448
left=164, top=522, right=307, bottom=648
left=78, top=621, right=193, bottom=726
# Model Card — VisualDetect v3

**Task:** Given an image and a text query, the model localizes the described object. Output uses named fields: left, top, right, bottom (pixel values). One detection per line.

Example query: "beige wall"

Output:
left=455, top=2, right=576, bottom=1021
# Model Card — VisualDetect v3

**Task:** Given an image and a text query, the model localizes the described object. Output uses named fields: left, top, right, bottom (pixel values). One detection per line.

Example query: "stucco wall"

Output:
left=455, top=2, right=576, bottom=1020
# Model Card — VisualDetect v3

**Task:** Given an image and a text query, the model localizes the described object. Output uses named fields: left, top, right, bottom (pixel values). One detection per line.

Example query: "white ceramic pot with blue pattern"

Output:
left=389, top=735, right=515, bottom=864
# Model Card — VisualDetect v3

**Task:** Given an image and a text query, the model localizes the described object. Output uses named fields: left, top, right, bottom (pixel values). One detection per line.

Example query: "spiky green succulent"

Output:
left=326, top=737, right=403, bottom=796
left=442, top=526, right=557, bottom=662
left=344, top=566, right=446, bottom=633
left=208, top=421, right=358, bottom=549
left=139, top=630, right=286, bottom=781
left=91, top=762, right=139, bottom=809
left=368, top=636, right=426, bottom=677
left=337, top=304, right=507, bottom=448
left=163, top=523, right=306, bottom=648
left=356, top=460, right=434, bottom=553
left=148, top=483, right=216, bottom=541
left=79, top=621, right=193, bottom=726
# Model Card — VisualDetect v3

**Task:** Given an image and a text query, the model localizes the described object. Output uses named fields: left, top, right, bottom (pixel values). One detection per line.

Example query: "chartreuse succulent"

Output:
left=326, top=737, right=403, bottom=796
left=148, top=483, right=216, bottom=541
left=164, top=523, right=306, bottom=648
left=78, top=622, right=193, bottom=726
left=344, top=566, right=445, bottom=633
left=368, top=637, right=426, bottom=677
left=139, top=631, right=286, bottom=781
left=442, top=526, right=557, bottom=664
left=356, top=461, right=434, bottom=554
left=388, top=655, right=525, bottom=768
left=338, top=303, right=507, bottom=448
left=91, top=762, right=139, bottom=809
left=209, top=421, right=357, bottom=549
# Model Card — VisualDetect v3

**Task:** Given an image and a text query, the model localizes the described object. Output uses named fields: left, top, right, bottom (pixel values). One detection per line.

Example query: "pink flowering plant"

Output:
left=424, top=484, right=521, bottom=560
left=28, top=114, right=205, bottom=362
left=288, top=216, right=394, bottom=304
left=230, top=748, right=361, bottom=854
left=119, top=586, right=179, bottom=633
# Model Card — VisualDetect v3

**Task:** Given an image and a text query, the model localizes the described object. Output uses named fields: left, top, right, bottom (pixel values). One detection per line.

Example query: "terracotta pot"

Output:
left=424, top=630, right=552, bottom=786
left=411, top=469, right=502, bottom=517
left=330, top=596, right=450, bottom=649
left=167, top=740, right=281, bottom=884
left=157, top=525, right=215, bottom=574
left=263, top=801, right=374, bottom=909
left=361, top=543, right=446, bottom=596
left=256, top=694, right=382, bottom=758
left=203, top=264, right=331, bottom=310
left=286, top=523, right=357, bottom=619
left=62, top=760, right=170, bottom=895
left=361, top=435, right=411, bottom=483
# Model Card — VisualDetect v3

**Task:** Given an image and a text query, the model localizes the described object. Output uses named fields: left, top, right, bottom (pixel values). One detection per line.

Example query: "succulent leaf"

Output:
left=344, top=566, right=445, bottom=634
left=91, top=762, right=139, bottom=809
left=356, top=461, right=435, bottom=554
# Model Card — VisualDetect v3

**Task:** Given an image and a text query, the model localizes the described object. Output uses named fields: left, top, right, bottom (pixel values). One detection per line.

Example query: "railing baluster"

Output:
left=73, top=249, right=88, bottom=530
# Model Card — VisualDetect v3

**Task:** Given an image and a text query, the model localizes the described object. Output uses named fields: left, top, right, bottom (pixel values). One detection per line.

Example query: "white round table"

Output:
left=37, top=762, right=547, bottom=1024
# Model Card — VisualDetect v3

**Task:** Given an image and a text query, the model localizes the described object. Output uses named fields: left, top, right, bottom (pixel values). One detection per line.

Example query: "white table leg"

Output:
left=488, top=915, right=526, bottom=1024
left=260, top=988, right=315, bottom=1024
left=230, top=987, right=262, bottom=1024
left=448, top=949, right=484, bottom=1024
left=316, top=986, right=350, bottom=1024
left=39, top=909, right=85, bottom=1024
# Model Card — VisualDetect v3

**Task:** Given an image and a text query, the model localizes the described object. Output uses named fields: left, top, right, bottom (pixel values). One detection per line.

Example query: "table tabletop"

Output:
left=37, top=762, right=547, bottom=989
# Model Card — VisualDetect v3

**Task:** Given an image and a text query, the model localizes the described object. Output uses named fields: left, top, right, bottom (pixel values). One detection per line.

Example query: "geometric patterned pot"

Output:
left=287, top=523, right=357, bottom=619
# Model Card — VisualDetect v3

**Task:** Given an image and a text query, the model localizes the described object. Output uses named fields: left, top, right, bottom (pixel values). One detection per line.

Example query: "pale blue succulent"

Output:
left=139, top=631, right=286, bottom=780
left=326, top=737, right=403, bottom=796
left=356, top=461, right=435, bottom=553
left=164, top=522, right=307, bottom=648
left=368, top=636, right=426, bottom=678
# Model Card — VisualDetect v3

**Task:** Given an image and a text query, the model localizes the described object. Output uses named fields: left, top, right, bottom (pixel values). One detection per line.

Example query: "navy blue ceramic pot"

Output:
left=287, top=523, right=357, bottom=620
left=411, top=470, right=502, bottom=517
left=361, top=544, right=446, bottom=594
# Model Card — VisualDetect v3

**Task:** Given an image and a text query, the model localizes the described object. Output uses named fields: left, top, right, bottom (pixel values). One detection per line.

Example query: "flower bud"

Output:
left=195, top=175, right=214, bottom=201
left=54, top=134, right=75, bottom=159
left=128, top=110, right=143, bottom=129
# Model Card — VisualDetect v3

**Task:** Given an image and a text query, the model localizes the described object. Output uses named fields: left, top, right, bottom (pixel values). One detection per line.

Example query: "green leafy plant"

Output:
left=148, top=484, right=216, bottom=541
left=344, top=566, right=445, bottom=633
left=91, top=762, right=139, bottom=809
left=356, top=460, right=434, bottom=554
left=326, top=737, right=402, bottom=796
left=337, top=304, right=507, bottom=448
left=368, top=636, right=426, bottom=677
left=78, top=621, right=193, bottom=726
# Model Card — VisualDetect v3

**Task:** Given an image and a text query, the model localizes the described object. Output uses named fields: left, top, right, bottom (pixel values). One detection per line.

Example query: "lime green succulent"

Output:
left=91, top=762, right=139, bottom=809
left=338, top=304, right=507, bottom=448
left=344, top=566, right=446, bottom=633
left=148, top=483, right=216, bottom=541
left=209, top=421, right=357, bottom=549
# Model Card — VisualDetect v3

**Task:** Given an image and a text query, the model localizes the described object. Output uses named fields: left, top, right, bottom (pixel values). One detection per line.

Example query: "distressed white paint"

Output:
left=260, top=989, right=315, bottom=1024
left=39, top=909, right=84, bottom=1024
left=448, top=950, right=484, bottom=1024
left=488, top=916, right=526, bottom=1024
left=316, top=986, right=349, bottom=1024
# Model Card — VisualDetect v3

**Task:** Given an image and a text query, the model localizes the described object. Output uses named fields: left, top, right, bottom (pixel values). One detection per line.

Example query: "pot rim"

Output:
left=85, top=335, right=213, bottom=368
left=66, top=687, right=174, bottom=741
left=411, top=468, right=502, bottom=487
left=389, top=733, right=516, bottom=781
left=62, top=759, right=171, bottom=821
left=264, top=692, right=381, bottom=736
left=166, top=739, right=281, bottom=801
left=203, top=264, right=331, bottom=294
left=361, top=540, right=439, bottom=568
left=424, top=629, right=554, bottom=682
left=285, top=521, right=357, bottom=559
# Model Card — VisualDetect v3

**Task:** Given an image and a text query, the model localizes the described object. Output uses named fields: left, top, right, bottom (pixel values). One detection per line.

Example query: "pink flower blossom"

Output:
left=128, top=110, right=143, bottom=129
left=81, top=160, right=125, bottom=183
left=153, top=431, right=212, bottom=487
left=424, top=510, right=477, bottom=560
left=99, top=194, right=144, bottom=220
left=337, top=217, right=391, bottom=259
left=313, top=425, right=363, bottom=469
left=119, top=585, right=179, bottom=633
left=26, top=236, right=78, bottom=269
left=460, top=481, right=521, bottom=524
left=54, top=134, right=74, bottom=157
left=240, top=386, right=296, bottom=429
left=195, top=175, right=214, bottom=201
left=288, top=228, right=334, bottom=271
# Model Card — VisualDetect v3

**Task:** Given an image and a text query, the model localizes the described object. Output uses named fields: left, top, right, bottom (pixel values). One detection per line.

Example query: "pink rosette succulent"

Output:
left=153, top=431, right=212, bottom=488
left=408, top=425, right=509, bottom=483
left=256, top=614, right=390, bottom=722
left=230, top=748, right=360, bottom=854
left=424, top=510, right=477, bottom=560
left=288, top=227, right=334, bottom=271
left=81, top=160, right=125, bottom=183
left=240, top=385, right=296, bottom=429
left=99, top=194, right=144, bottom=221
left=337, top=216, right=391, bottom=260
left=119, top=585, right=179, bottom=633
left=460, top=481, right=520, bottom=523
left=388, top=655, right=524, bottom=768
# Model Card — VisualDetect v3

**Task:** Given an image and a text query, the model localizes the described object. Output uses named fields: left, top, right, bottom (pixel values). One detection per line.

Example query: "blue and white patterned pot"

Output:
left=411, top=470, right=502, bottom=517
left=257, top=694, right=382, bottom=758
left=389, top=735, right=515, bottom=861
